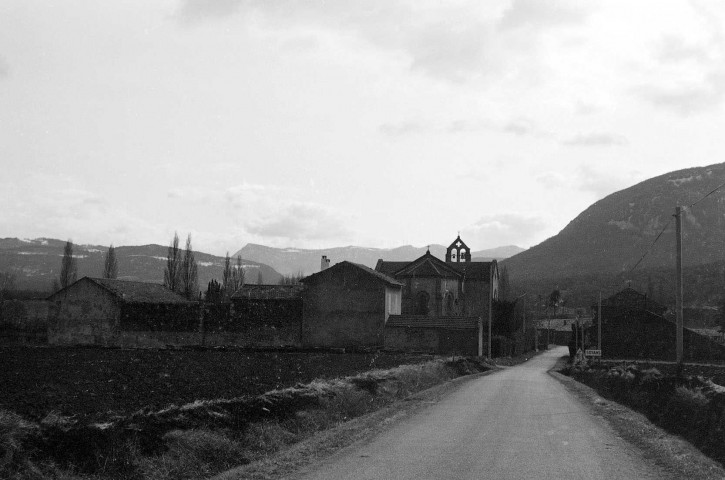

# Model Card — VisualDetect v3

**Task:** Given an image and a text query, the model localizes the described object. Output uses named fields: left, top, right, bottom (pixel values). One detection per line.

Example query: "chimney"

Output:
left=321, top=255, right=330, bottom=271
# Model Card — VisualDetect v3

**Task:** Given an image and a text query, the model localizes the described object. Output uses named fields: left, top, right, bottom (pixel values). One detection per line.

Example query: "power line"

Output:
left=627, top=178, right=725, bottom=275
left=628, top=217, right=674, bottom=274
left=688, top=179, right=725, bottom=209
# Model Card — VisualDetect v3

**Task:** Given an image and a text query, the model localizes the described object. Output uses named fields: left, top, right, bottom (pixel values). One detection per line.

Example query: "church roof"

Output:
left=447, top=261, right=495, bottom=280
left=376, top=256, right=496, bottom=281
left=393, top=251, right=462, bottom=278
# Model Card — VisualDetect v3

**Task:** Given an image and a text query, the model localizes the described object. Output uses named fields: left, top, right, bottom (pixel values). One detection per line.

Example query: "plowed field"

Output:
left=0, top=346, right=431, bottom=421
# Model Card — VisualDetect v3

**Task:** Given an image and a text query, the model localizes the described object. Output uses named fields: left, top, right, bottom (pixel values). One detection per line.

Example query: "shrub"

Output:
left=1, top=410, right=40, bottom=477
left=135, top=429, right=247, bottom=480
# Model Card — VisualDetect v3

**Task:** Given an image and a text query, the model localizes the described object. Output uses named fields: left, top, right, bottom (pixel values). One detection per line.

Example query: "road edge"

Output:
left=213, top=368, right=501, bottom=480
left=549, top=356, right=725, bottom=480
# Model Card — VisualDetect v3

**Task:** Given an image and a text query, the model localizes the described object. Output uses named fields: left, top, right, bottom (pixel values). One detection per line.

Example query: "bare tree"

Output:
left=222, top=252, right=232, bottom=300
left=163, top=232, right=181, bottom=293
left=103, top=244, right=118, bottom=279
left=230, top=255, right=245, bottom=295
left=180, top=233, right=198, bottom=300
left=59, top=239, right=77, bottom=289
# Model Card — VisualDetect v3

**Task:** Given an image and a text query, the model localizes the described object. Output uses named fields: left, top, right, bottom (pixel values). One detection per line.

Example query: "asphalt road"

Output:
left=295, top=347, right=671, bottom=480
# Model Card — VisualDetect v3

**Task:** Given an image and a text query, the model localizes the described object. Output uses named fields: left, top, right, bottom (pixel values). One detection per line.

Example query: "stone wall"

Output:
left=0, top=299, right=49, bottom=343
left=384, top=326, right=479, bottom=356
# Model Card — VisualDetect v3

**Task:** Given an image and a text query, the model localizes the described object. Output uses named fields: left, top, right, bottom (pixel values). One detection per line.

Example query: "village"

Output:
left=3, top=233, right=725, bottom=365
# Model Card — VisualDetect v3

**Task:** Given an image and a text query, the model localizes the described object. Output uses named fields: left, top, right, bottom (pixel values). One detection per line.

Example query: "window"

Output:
left=415, top=291, right=430, bottom=315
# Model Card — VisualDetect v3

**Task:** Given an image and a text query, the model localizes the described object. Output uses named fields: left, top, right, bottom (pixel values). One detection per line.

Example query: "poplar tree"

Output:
left=180, top=233, right=198, bottom=300
left=163, top=232, right=181, bottom=293
left=222, top=252, right=232, bottom=299
left=103, top=244, right=118, bottom=279
left=229, top=255, right=245, bottom=295
left=59, top=240, right=77, bottom=289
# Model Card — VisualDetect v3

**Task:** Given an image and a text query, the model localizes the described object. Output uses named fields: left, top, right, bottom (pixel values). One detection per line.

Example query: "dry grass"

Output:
left=2, top=356, right=491, bottom=480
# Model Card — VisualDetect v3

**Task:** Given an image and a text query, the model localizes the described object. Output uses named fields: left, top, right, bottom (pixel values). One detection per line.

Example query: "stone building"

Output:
left=592, top=287, right=725, bottom=361
left=375, top=235, right=499, bottom=320
left=300, top=261, right=402, bottom=349
left=48, top=277, right=199, bottom=347
left=375, top=235, right=499, bottom=355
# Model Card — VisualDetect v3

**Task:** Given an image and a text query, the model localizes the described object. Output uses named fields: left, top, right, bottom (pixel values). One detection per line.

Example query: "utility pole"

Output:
left=488, top=271, right=493, bottom=360
left=675, top=206, right=684, bottom=364
left=598, top=291, right=602, bottom=351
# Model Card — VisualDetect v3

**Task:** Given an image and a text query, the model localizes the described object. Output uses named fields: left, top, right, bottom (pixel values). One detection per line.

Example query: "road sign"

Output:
left=585, top=349, right=601, bottom=357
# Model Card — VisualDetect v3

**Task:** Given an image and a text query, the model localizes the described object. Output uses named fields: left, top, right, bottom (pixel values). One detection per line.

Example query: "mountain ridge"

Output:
left=0, top=238, right=282, bottom=292
left=233, top=243, right=525, bottom=276
left=502, top=162, right=725, bottom=282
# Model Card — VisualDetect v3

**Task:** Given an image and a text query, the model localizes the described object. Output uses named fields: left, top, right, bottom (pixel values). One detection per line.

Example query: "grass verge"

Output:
left=552, top=357, right=725, bottom=479
left=1, top=357, right=492, bottom=480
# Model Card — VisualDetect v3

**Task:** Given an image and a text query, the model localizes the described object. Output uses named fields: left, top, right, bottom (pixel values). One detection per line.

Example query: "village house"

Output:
left=592, top=287, right=725, bottom=361
left=48, top=277, right=199, bottom=347
left=300, top=261, right=402, bottom=349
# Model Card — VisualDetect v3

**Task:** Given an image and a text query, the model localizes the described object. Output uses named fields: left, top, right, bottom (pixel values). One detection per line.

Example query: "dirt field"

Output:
left=0, top=346, right=431, bottom=421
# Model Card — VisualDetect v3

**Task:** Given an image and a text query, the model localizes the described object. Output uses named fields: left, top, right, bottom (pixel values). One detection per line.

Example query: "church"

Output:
left=375, top=235, right=499, bottom=320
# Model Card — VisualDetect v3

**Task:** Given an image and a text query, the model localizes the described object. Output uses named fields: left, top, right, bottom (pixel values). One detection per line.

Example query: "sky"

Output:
left=2, top=1, right=725, bottom=256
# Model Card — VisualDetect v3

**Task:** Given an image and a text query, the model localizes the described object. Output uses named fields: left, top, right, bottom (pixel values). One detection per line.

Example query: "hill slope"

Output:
left=234, top=244, right=525, bottom=276
left=0, top=238, right=282, bottom=292
left=503, top=162, right=725, bottom=282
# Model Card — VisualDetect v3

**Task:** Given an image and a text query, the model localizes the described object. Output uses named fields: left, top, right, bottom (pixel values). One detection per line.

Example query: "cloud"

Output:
left=175, top=0, right=243, bottom=24
left=0, top=56, right=8, bottom=78
left=245, top=202, right=352, bottom=242
left=381, top=117, right=543, bottom=138
left=379, top=121, right=429, bottom=137
left=536, top=166, right=639, bottom=199
left=634, top=71, right=725, bottom=116
left=576, top=165, right=639, bottom=199
left=406, top=21, right=490, bottom=83
left=498, top=0, right=590, bottom=31
left=501, top=118, right=539, bottom=136
left=463, top=213, right=548, bottom=248
left=656, top=35, right=710, bottom=64
left=561, top=133, right=628, bottom=147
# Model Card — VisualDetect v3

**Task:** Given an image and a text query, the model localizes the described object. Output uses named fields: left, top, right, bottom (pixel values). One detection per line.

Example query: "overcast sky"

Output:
left=2, top=1, right=724, bottom=255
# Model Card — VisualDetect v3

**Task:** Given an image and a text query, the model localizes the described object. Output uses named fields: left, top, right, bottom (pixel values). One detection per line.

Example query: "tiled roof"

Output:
left=301, top=261, right=402, bottom=287
left=375, top=260, right=409, bottom=276
left=79, top=277, right=193, bottom=304
left=447, top=261, right=494, bottom=280
left=386, top=315, right=479, bottom=330
left=230, top=284, right=305, bottom=300
left=395, top=253, right=461, bottom=278
left=376, top=257, right=495, bottom=281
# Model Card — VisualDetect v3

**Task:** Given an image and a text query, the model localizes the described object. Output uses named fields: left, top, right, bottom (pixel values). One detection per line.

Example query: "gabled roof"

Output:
left=375, top=260, right=409, bottom=277
left=301, top=261, right=402, bottom=288
left=376, top=254, right=496, bottom=282
left=49, top=277, right=194, bottom=304
left=230, top=284, right=304, bottom=300
left=386, top=315, right=479, bottom=330
left=447, top=261, right=496, bottom=281
left=394, top=252, right=461, bottom=278
left=600, top=287, right=667, bottom=314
